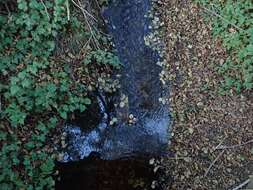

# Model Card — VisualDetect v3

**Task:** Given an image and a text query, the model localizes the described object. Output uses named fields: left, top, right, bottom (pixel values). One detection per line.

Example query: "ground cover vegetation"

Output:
left=0, top=0, right=119, bottom=189
left=196, top=0, right=253, bottom=93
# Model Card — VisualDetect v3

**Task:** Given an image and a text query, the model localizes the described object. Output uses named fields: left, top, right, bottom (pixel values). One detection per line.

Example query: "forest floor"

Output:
left=158, top=1, right=253, bottom=189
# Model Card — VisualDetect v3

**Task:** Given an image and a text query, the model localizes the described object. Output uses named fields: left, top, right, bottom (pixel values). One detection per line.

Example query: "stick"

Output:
left=217, top=139, right=253, bottom=150
left=213, top=137, right=227, bottom=151
left=231, top=179, right=250, bottom=190
left=40, top=0, right=50, bottom=20
left=71, top=0, right=97, bottom=21
left=201, top=6, right=244, bottom=32
left=66, top=0, right=70, bottom=21
left=204, top=150, right=225, bottom=177
left=4, top=2, right=11, bottom=17
left=71, top=0, right=100, bottom=49
left=94, top=0, right=101, bottom=10
left=167, top=157, right=190, bottom=160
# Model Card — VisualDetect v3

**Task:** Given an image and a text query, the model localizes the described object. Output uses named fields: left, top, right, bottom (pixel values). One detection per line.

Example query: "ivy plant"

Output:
left=0, top=0, right=119, bottom=189
left=196, top=0, right=253, bottom=93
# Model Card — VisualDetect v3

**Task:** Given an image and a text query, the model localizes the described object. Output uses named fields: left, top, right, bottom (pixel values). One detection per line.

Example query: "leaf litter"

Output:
left=154, top=0, right=253, bottom=189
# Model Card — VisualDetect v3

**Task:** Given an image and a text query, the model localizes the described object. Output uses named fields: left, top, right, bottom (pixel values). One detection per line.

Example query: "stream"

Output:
left=56, top=0, right=170, bottom=189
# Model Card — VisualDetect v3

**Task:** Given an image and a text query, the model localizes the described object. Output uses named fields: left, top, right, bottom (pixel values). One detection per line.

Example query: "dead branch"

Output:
left=71, top=0, right=100, bottom=49
left=213, top=137, right=227, bottom=152
left=204, top=150, right=225, bottom=177
left=217, top=139, right=253, bottom=150
left=231, top=179, right=250, bottom=190
left=201, top=6, right=244, bottom=32
left=66, top=0, right=70, bottom=21
left=4, top=2, right=11, bottom=17
left=40, top=0, right=50, bottom=20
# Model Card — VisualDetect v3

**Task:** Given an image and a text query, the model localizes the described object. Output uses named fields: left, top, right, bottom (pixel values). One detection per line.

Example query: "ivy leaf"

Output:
left=47, top=83, right=57, bottom=93
left=40, top=159, right=54, bottom=174
left=21, top=79, right=31, bottom=88
left=79, top=104, right=86, bottom=112
left=17, top=0, right=28, bottom=11
left=25, top=142, right=36, bottom=150
left=27, top=64, right=38, bottom=75
left=10, top=85, right=20, bottom=95
left=59, top=111, right=67, bottom=119
left=84, top=98, right=91, bottom=105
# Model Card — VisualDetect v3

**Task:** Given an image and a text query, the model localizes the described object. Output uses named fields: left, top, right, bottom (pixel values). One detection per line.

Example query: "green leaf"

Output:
left=40, top=159, right=54, bottom=174
left=10, top=85, right=20, bottom=95
left=84, top=98, right=91, bottom=105
left=21, top=79, right=31, bottom=88
left=59, top=111, right=67, bottom=119
left=17, top=0, right=28, bottom=11
left=47, top=83, right=57, bottom=93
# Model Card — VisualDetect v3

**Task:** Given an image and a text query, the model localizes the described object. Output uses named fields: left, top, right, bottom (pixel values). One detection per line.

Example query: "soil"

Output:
left=157, top=0, right=253, bottom=189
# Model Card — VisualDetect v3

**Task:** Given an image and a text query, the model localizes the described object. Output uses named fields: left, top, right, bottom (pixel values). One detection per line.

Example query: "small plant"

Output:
left=196, top=0, right=253, bottom=93
left=84, top=49, right=121, bottom=68
left=0, top=0, right=119, bottom=189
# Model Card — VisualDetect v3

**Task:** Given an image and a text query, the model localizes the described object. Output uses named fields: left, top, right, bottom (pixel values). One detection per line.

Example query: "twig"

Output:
left=217, top=139, right=253, bottom=150
left=71, top=0, right=97, bottom=21
left=71, top=0, right=100, bottom=49
left=201, top=6, right=244, bottom=32
left=167, top=156, right=191, bottom=160
left=66, top=0, right=70, bottom=21
left=94, top=0, right=101, bottom=10
left=4, top=2, right=11, bottom=17
left=0, top=96, right=2, bottom=113
left=231, top=179, right=250, bottom=190
left=76, top=0, right=98, bottom=22
left=40, top=0, right=50, bottom=20
left=204, top=150, right=225, bottom=177
left=79, top=36, right=92, bottom=56
left=213, top=137, right=227, bottom=152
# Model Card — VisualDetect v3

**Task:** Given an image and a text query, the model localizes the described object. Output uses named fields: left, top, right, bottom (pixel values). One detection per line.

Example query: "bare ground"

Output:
left=158, top=1, right=253, bottom=189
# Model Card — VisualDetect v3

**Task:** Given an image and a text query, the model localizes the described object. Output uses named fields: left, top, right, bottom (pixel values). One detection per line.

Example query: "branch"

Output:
left=71, top=0, right=100, bottom=49
left=217, top=139, right=253, bottom=150
left=201, top=6, right=244, bottom=32
left=71, top=0, right=97, bottom=21
left=204, top=150, right=225, bottom=177
left=40, top=0, right=50, bottom=20
left=231, top=179, right=250, bottom=190
left=66, top=0, right=70, bottom=21
left=4, top=2, right=11, bottom=17
left=213, top=137, right=227, bottom=152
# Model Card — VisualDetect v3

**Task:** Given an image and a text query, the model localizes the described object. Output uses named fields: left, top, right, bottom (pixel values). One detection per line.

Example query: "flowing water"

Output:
left=56, top=0, right=170, bottom=189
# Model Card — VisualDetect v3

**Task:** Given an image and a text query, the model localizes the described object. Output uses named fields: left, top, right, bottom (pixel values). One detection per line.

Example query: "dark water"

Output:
left=61, top=0, right=170, bottom=162
left=56, top=155, right=163, bottom=190
left=56, top=0, right=170, bottom=189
